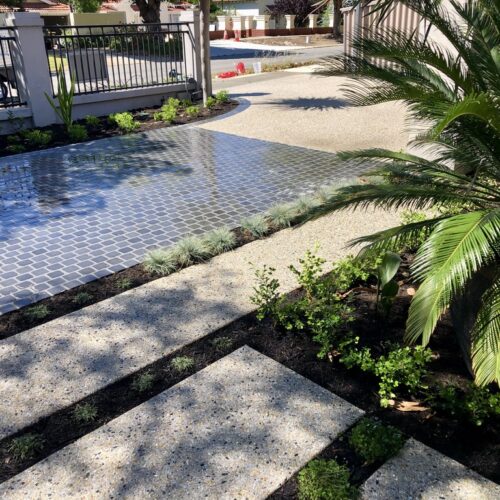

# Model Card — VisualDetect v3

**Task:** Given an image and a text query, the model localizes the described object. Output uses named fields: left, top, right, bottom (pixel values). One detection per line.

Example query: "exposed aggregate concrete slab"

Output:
left=0, top=346, right=363, bottom=499
left=361, top=439, right=500, bottom=500
left=0, top=209, right=400, bottom=440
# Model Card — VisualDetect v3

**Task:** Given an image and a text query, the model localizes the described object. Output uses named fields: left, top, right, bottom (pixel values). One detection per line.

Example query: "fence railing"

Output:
left=0, top=27, right=24, bottom=108
left=43, top=23, right=195, bottom=96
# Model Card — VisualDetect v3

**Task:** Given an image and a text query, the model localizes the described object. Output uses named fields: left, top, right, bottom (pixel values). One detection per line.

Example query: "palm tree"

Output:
left=315, top=0, right=500, bottom=385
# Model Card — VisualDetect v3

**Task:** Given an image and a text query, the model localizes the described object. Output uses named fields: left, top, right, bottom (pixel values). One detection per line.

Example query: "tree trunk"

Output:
left=200, top=0, right=212, bottom=104
left=135, top=0, right=161, bottom=24
left=332, top=0, right=342, bottom=40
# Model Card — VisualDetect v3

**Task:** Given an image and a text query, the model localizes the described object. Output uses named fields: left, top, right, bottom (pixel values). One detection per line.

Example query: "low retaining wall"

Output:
left=209, top=27, right=332, bottom=40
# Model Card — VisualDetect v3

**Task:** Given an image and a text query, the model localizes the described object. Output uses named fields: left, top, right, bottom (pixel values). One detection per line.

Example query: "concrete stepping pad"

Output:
left=361, top=438, right=500, bottom=500
left=0, top=346, right=363, bottom=499
left=0, top=209, right=399, bottom=440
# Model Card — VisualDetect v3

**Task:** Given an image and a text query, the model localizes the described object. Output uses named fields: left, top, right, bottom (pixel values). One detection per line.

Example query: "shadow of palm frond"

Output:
left=269, top=97, right=349, bottom=111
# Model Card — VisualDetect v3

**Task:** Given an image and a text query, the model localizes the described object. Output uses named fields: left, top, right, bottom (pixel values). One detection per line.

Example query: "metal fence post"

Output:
left=5, top=12, right=57, bottom=127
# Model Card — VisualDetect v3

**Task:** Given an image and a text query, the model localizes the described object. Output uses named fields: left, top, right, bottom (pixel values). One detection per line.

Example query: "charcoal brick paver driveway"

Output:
left=0, top=125, right=365, bottom=314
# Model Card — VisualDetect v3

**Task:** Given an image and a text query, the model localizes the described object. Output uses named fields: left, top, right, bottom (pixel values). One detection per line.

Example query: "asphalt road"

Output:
left=210, top=43, right=344, bottom=74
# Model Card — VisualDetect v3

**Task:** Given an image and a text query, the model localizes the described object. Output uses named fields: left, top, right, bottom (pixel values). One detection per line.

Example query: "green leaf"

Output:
left=377, top=252, right=401, bottom=289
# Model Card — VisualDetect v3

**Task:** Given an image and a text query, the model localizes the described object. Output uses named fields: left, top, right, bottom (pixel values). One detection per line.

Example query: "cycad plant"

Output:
left=316, top=0, right=500, bottom=385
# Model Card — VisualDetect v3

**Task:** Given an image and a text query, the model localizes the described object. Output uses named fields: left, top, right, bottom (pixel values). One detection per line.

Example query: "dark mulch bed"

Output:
left=0, top=99, right=237, bottom=159
left=1, top=268, right=498, bottom=487
left=0, top=227, right=257, bottom=341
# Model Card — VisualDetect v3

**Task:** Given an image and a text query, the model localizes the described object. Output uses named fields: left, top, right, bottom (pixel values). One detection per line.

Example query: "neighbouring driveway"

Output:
left=0, top=69, right=408, bottom=315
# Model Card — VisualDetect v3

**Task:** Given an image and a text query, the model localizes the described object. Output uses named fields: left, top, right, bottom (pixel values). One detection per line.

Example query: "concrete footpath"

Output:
left=0, top=209, right=400, bottom=440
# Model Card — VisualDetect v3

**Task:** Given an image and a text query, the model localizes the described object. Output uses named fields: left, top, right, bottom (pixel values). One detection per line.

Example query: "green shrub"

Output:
left=110, top=112, right=139, bottom=133
left=240, top=214, right=269, bottom=238
left=267, top=203, right=297, bottom=228
left=22, top=129, right=52, bottom=147
left=143, top=248, right=179, bottom=276
left=8, top=434, right=44, bottom=461
left=431, top=383, right=500, bottom=426
left=174, top=236, right=210, bottom=267
left=205, top=96, right=217, bottom=108
left=72, top=291, right=93, bottom=305
left=6, top=134, right=20, bottom=144
left=251, top=250, right=355, bottom=358
left=131, top=370, right=155, bottom=392
left=341, top=345, right=433, bottom=407
left=73, top=402, right=98, bottom=423
left=25, top=304, right=50, bottom=321
left=215, top=90, right=229, bottom=103
left=6, top=143, right=26, bottom=154
left=297, top=459, right=357, bottom=500
left=330, top=255, right=371, bottom=292
left=68, top=123, right=88, bottom=142
left=115, top=277, right=133, bottom=290
left=349, top=418, right=405, bottom=464
left=153, top=103, right=177, bottom=123
left=203, top=227, right=237, bottom=255
left=170, top=355, right=195, bottom=373
left=185, top=105, right=200, bottom=118
left=180, top=98, right=192, bottom=107
left=166, top=97, right=180, bottom=109
left=84, top=114, right=100, bottom=127
left=210, top=336, right=234, bottom=351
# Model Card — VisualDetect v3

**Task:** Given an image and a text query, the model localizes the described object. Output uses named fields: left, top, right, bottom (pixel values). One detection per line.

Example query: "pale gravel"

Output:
left=0, top=209, right=399, bottom=440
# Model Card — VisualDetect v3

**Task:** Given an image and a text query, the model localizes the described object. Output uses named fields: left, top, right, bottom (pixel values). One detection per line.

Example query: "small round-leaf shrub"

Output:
left=349, top=418, right=405, bottom=464
left=297, top=459, right=357, bottom=500
left=22, top=129, right=52, bottom=147
left=205, top=96, right=217, bottom=108
left=109, top=112, right=139, bottom=133
left=215, top=90, right=229, bottom=103
left=8, top=434, right=44, bottom=461
left=68, top=123, right=88, bottom=142
left=185, top=105, right=200, bottom=118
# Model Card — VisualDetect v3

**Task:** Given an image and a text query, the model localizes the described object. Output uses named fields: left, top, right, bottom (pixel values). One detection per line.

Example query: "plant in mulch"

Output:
left=24, top=304, right=50, bottom=322
left=428, top=383, right=500, bottom=427
left=297, top=459, right=358, bottom=500
left=349, top=418, right=405, bottom=464
left=143, top=248, right=180, bottom=276
left=203, top=227, right=237, bottom=255
left=67, top=123, right=88, bottom=143
left=205, top=96, right=217, bottom=109
left=340, top=344, right=433, bottom=408
left=174, top=236, right=211, bottom=267
left=73, top=402, right=98, bottom=424
left=109, top=112, right=140, bottom=133
left=22, top=129, right=53, bottom=148
left=131, top=370, right=156, bottom=393
left=45, top=71, right=75, bottom=133
left=72, top=291, right=94, bottom=305
left=170, top=356, right=195, bottom=373
left=240, top=214, right=270, bottom=238
left=8, top=434, right=44, bottom=462
left=84, top=115, right=100, bottom=128
left=185, top=105, right=200, bottom=118
left=267, top=203, right=297, bottom=229
left=215, top=90, right=230, bottom=104
left=210, top=336, right=234, bottom=352
left=252, top=249, right=355, bottom=359
left=115, top=277, right=134, bottom=290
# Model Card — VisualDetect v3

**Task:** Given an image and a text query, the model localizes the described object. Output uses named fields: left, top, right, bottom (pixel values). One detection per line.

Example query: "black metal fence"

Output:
left=43, top=23, right=194, bottom=96
left=0, top=27, right=24, bottom=108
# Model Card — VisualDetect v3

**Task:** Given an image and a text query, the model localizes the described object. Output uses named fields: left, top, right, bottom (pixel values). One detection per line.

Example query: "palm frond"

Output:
left=406, top=210, right=500, bottom=345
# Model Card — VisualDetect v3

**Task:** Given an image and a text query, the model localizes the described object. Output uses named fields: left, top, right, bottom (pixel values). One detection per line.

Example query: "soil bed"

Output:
left=250, top=34, right=341, bottom=47
left=1, top=269, right=498, bottom=486
left=0, top=99, right=237, bottom=159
